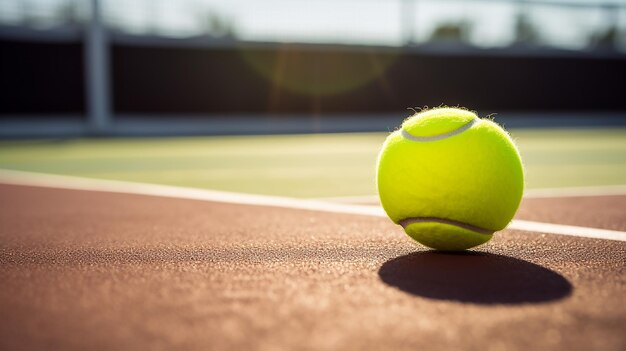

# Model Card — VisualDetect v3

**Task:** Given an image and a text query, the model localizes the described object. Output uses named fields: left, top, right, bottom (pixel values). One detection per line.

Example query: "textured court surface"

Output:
left=0, top=184, right=624, bottom=351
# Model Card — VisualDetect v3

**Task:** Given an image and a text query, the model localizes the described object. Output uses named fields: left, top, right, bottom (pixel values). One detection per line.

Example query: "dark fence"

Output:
left=0, top=39, right=85, bottom=115
left=2, top=38, right=626, bottom=118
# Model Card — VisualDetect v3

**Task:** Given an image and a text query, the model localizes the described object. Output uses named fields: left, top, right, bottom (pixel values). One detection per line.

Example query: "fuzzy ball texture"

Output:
left=377, top=107, right=524, bottom=251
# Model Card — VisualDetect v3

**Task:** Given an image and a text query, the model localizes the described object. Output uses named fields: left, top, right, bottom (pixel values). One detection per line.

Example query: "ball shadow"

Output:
left=378, top=251, right=572, bottom=304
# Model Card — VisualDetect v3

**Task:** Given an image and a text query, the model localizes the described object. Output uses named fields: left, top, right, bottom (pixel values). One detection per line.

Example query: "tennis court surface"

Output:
left=1, top=173, right=624, bottom=351
left=2, top=0, right=626, bottom=349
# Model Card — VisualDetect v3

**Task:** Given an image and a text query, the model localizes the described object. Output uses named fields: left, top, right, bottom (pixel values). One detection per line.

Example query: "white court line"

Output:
left=315, top=185, right=626, bottom=204
left=315, top=195, right=380, bottom=204
left=0, top=169, right=624, bottom=242
left=524, top=185, right=626, bottom=198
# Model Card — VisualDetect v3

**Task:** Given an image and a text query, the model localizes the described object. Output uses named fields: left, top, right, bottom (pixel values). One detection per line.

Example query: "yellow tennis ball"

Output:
left=377, top=107, right=524, bottom=251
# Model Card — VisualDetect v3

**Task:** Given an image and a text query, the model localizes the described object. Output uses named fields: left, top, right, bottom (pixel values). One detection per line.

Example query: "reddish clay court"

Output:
left=1, top=183, right=624, bottom=351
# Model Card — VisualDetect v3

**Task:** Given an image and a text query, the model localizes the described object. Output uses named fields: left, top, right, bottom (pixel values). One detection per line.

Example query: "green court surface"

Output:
left=0, top=128, right=625, bottom=198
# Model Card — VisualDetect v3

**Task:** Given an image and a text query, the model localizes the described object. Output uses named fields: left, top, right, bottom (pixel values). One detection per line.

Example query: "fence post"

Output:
left=85, top=0, right=111, bottom=134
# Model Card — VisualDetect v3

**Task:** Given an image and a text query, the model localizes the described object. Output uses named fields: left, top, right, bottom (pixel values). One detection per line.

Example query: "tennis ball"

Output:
left=377, top=107, right=524, bottom=251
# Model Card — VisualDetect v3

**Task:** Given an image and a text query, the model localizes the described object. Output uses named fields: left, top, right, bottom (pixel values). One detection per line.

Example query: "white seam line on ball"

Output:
left=0, top=169, right=624, bottom=242
left=401, top=117, right=478, bottom=142
left=398, top=217, right=494, bottom=235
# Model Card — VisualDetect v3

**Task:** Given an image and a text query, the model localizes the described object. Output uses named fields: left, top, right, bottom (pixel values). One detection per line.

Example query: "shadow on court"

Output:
left=378, top=251, right=572, bottom=304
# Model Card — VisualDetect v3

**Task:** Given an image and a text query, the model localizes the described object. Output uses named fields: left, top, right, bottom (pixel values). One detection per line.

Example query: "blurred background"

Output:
left=0, top=0, right=624, bottom=198
left=1, top=0, right=626, bottom=134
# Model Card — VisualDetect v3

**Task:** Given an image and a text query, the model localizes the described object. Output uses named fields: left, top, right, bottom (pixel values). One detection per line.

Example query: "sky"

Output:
left=0, top=0, right=625, bottom=49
